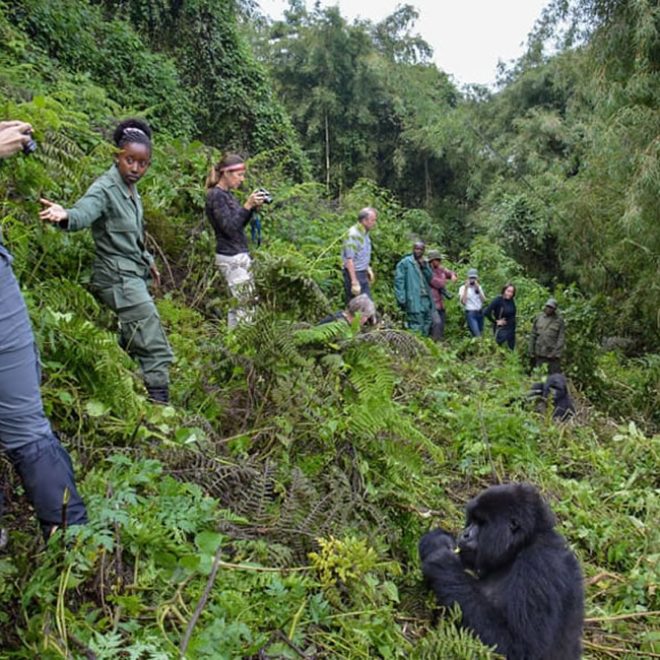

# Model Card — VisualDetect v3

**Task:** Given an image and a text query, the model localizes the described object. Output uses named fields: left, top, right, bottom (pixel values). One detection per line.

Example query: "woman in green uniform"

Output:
left=39, top=119, right=173, bottom=403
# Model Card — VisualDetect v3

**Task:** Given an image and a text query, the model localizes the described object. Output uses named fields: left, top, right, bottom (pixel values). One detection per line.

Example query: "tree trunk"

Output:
left=325, top=112, right=330, bottom=192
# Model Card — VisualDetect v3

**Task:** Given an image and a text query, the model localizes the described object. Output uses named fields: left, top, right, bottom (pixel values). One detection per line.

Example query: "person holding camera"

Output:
left=0, top=120, right=36, bottom=157
left=427, top=250, right=456, bottom=341
left=205, top=154, right=269, bottom=328
left=459, top=268, right=486, bottom=337
left=484, top=283, right=517, bottom=349
left=0, top=119, right=87, bottom=543
left=342, top=207, right=377, bottom=303
left=39, top=118, right=173, bottom=404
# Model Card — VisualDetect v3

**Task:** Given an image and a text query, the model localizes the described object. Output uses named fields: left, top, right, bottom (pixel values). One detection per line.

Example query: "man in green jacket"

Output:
left=394, top=241, right=433, bottom=336
left=529, top=298, right=566, bottom=374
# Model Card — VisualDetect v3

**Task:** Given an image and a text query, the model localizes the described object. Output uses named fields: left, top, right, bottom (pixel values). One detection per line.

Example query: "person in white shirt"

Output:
left=458, top=268, right=486, bottom=337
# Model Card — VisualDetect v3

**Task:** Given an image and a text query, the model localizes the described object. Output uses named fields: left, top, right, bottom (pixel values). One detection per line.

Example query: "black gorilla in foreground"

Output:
left=419, top=483, right=584, bottom=660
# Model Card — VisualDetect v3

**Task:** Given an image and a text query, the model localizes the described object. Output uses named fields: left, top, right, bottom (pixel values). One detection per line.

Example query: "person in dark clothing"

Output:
left=1, top=120, right=87, bottom=541
left=484, top=283, right=517, bottom=349
left=205, top=154, right=268, bottom=328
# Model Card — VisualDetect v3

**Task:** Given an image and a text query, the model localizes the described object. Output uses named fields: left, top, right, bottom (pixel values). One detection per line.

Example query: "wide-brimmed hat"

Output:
left=426, top=249, right=443, bottom=262
left=544, top=298, right=558, bottom=309
left=467, top=268, right=479, bottom=278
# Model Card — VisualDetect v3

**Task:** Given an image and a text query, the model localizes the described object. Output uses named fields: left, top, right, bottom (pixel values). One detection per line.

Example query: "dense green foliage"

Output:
left=252, top=0, right=660, bottom=348
left=0, top=0, right=658, bottom=658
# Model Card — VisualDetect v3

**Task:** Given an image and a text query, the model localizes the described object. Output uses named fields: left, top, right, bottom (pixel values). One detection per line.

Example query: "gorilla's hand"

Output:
left=419, top=528, right=458, bottom=563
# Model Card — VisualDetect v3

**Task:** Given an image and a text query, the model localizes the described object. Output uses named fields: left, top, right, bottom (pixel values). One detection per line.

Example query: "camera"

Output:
left=22, top=131, right=37, bottom=156
left=257, top=188, right=273, bottom=204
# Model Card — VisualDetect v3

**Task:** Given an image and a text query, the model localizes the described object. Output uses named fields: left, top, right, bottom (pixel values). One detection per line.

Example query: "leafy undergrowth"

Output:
left=1, top=282, right=658, bottom=658
left=1, top=77, right=658, bottom=660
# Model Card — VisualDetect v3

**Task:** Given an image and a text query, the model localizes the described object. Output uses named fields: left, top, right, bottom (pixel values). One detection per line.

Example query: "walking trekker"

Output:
left=342, top=207, right=377, bottom=303
left=39, top=118, right=173, bottom=404
left=484, top=283, right=517, bottom=349
left=427, top=250, right=456, bottom=341
left=205, top=154, right=268, bottom=328
left=459, top=268, right=486, bottom=337
left=394, top=241, right=434, bottom=336
left=529, top=298, right=566, bottom=374
left=1, top=120, right=87, bottom=541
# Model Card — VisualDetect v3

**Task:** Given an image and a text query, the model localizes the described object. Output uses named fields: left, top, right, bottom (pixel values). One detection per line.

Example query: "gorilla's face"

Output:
left=458, top=484, right=556, bottom=575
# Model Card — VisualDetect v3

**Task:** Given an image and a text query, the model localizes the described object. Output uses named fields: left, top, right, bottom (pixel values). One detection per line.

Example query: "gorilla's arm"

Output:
left=419, top=530, right=517, bottom=654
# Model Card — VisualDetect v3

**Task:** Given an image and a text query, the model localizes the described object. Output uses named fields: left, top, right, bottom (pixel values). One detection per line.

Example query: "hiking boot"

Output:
left=146, top=385, right=169, bottom=404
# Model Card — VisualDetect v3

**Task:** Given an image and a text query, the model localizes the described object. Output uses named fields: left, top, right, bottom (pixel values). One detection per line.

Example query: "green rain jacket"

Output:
left=394, top=254, right=433, bottom=314
left=65, top=164, right=154, bottom=306
left=529, top=312, right=566, bottom=358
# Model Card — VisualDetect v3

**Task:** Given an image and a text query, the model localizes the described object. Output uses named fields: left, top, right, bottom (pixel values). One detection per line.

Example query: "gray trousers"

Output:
left=0, top=246, right=87, bottom=535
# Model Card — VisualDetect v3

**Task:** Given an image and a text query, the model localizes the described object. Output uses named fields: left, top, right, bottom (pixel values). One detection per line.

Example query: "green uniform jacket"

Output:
left=394, top=254, right=433, bottom=313
left=529, top=312, right=565, bottom=358
left=66, top=165, right=154, bottom=304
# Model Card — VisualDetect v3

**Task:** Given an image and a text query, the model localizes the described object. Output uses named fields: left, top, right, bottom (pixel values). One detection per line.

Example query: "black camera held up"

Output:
left=256, top=188, right=273, bottom=204
left=22, top=130, right=37, bottom=156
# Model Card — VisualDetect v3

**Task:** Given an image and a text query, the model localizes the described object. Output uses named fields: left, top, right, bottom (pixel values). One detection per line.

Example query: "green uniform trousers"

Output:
left=93, top=274, right=172, bottom=388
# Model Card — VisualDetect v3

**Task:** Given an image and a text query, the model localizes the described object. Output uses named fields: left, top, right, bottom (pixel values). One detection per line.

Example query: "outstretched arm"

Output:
left=40, top=180, right=107, bottom=231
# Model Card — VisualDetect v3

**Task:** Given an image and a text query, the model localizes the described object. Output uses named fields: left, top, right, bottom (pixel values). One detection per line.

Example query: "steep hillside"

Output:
left=0, top=1, right=658, bottom=658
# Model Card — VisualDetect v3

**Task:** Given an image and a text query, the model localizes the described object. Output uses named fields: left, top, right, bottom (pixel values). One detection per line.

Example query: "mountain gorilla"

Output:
left=419, top=483, right=583, bottom=659
left=529, top=374, right=575, bottom=421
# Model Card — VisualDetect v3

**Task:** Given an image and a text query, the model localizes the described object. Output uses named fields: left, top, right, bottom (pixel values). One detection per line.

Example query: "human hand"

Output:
left=367, top=267, right=375, bottom=283
left=351, top=281, right=361, bottom=296
left=150, top=262, right=161, bottom=287
left=39, top=198, right=68, bottom=224
left=246, top=189, right=268, bottom=210
left=496, top=319, right=507, bottom=326
left=0, top=120, right=33, bottom=159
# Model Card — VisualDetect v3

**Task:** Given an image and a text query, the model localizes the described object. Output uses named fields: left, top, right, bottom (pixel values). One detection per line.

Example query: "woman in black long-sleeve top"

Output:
left=484, top=283, right=517, bottom=349
left=205, top=154, right=267, bottom=327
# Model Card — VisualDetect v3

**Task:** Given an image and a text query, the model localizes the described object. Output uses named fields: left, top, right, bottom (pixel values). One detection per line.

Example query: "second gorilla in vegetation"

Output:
left=419, top=483, right=583, bottom=659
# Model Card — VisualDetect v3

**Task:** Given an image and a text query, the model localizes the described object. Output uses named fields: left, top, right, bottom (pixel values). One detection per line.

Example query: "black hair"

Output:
left=113, top=118, right=152, bottom=151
